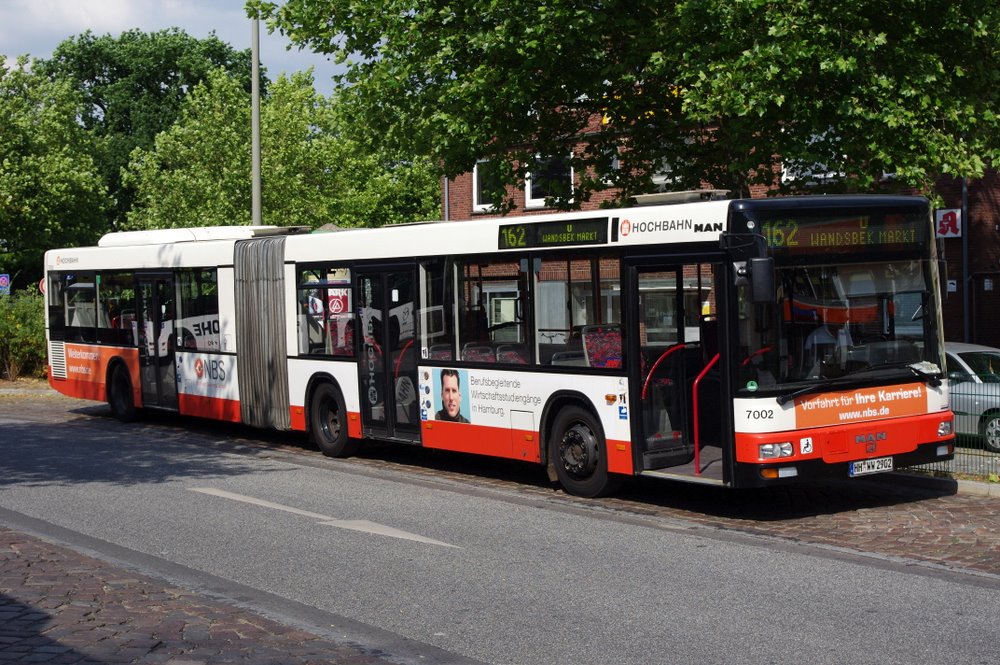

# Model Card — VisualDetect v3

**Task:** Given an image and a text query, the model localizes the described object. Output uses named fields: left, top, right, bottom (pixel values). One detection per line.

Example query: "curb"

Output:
left=888, top=471, right=1000, bottom=498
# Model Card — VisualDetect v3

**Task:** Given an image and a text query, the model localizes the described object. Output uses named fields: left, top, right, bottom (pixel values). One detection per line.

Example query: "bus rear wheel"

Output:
left=550, top=406, right=622, bottom=498
left=108, top=365, right=138, bottom=422
left=310, top=383, right=358, bottom=458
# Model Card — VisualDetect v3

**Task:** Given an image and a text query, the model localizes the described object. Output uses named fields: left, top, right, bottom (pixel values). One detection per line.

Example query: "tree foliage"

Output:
left=123, top=68, right=439, bottom=230
left=252, top=0, right=1000, bottom=202
left=0, top=57, right=109, bottom=288
left=0, top=286, right=46, bottom=380
left=36, top=29, right=255, bottom=225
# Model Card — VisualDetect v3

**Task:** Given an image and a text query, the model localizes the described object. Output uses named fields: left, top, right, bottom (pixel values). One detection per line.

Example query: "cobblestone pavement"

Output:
left=2, top=385, right=1000, bottom=663
left=0, top=529, right=394, bottom=664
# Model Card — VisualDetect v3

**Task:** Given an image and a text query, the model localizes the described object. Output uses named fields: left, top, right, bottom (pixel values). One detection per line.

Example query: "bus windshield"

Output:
left=738, top=257, right=942, bottom=393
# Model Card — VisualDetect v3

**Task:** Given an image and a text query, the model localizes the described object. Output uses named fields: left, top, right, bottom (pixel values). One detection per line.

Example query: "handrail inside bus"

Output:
left=692, top=353, right=720, bottom=476
left=641, top=343, right=688, bottom=400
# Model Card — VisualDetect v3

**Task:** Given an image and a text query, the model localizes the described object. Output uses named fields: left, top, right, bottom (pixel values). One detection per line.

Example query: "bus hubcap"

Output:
left=560, top=424, right=598, bottom=478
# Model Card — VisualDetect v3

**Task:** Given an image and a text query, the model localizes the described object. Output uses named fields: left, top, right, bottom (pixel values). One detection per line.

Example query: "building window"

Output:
left=473, top=159, right=503, bottom=212
left=525, top=154, right=573, bottom=209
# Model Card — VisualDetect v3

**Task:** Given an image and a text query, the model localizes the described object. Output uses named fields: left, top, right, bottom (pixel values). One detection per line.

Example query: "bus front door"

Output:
left=357, top=269, right=420, bottom=443
left=136, top=275, right=178, bottom=410
left=633, top=263, right=722, bottom=478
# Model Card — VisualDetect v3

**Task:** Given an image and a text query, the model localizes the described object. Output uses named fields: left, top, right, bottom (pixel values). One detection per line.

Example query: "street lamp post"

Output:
left=251, top=15, right=262, bottom=226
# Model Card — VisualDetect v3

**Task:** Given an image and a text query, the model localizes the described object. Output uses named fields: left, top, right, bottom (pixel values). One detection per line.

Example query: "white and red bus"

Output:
left=44, top=195, right=955, bottom=496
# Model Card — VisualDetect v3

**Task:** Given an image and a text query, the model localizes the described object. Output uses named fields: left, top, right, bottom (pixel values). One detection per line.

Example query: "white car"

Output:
left=945, top=342, right=1000, bottom=452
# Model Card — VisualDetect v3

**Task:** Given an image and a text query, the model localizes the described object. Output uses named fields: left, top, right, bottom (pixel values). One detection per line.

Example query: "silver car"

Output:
left=945, top=342, right=1000, bottom=452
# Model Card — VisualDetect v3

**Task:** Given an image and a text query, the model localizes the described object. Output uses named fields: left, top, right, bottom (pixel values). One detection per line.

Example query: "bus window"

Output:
left=536, top=255, right=622, bottom=367
left=62, top=273, right=97, bottom=343
left=420, top=259, right=455, bottom=360
left=176, top=269, right=220, bottom=351
left=296, top=266, right=354, bottom=357
left=47, top=272, right=67, bottom=338
left=97, top=272, right=135, bottom=346
left=457, top=259, right=526, bottom=363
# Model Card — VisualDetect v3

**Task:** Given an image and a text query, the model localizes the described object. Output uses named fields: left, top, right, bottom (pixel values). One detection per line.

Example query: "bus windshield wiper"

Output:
left=838, top=360, right=942, bottom=387
left=776, top=384, right=825, bottom=406
left=776, top=361, right=942, bottom=406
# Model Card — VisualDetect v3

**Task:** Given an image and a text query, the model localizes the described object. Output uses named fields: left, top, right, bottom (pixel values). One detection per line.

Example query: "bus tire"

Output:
left=549, top=405, right=622, bottom=498
left=108, top=364, right=138, bottom=422
left=310, top=382, right=358, bottom=458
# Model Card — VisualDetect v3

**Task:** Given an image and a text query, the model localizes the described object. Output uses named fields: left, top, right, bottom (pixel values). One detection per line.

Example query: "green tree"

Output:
left=36, top=29, right=255, bottom=226
left=0, top=286, right=46, bottom=380
left=251, top=0, right=1000, bottom=201
left=123, top=68, right=439, bottom=230
left=0, top=56, right=109, bottom=288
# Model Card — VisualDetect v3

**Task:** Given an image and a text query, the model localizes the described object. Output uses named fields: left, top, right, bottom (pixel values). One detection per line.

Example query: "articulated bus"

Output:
left=44, top=195, right=955, bottom=496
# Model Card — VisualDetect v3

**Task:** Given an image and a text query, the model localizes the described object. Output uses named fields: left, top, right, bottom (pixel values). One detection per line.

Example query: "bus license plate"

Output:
left=849, top=456, right=893, bottom=477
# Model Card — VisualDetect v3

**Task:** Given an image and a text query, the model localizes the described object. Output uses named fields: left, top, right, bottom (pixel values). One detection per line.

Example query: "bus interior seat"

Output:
left=461, top=345, right=495, bottom=362
left=550, top=350, right=587, bottom=366
left=70, top=307, right=96, bottom=329
left=429, top=344, right=453, bottom=361
left=581, top=324, right=622, bottom=368
left=496, top=344, right=528, bottom=364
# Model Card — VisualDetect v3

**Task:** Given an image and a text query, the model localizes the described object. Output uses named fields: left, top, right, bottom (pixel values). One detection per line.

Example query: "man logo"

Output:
left=855, top=431, right=887, bottom=453
left=619, top=219, right=632, bottom=236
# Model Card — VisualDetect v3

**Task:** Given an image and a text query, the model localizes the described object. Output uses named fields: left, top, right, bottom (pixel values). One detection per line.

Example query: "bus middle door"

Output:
left=136, top=274, right=178, bottom=410
left=357, top=268, right=420, bottom=443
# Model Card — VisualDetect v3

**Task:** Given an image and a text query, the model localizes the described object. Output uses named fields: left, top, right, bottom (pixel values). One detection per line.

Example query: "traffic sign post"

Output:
left=0, top=274, right=10, bottom=296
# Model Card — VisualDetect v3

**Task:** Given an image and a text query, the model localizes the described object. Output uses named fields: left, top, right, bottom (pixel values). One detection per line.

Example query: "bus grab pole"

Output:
left=691, top=353, right=720, bottom=476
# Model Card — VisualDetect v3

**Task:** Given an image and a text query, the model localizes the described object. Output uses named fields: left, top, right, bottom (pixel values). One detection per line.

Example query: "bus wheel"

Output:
left=310, top=383, right=358, bottom=458
left=108, top=365, right=138, bottom=422
left=980, top=413, right=1000, bottom=453
left=550, top=406, right=621, bottom=498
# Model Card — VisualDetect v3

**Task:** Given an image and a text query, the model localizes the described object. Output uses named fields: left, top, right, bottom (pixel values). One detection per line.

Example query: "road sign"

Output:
left=0, top=274, right=10, bottom=295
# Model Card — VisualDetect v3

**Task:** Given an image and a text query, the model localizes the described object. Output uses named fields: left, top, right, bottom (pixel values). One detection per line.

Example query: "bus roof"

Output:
left=98, top=225, right=310, bottom=247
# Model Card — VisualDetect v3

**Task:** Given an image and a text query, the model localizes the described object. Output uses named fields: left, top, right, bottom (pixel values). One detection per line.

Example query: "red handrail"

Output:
left=692, top=353, right=720, bottom=476
left=641, top=343, right=687, bottom=400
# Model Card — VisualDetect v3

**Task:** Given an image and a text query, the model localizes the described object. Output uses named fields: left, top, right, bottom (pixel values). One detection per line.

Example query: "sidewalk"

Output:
left=0, top=527, right=392, bottom=665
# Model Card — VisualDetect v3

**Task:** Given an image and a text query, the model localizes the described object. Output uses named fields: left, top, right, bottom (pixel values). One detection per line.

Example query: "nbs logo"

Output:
left=194, top=357, right=226, bottom=381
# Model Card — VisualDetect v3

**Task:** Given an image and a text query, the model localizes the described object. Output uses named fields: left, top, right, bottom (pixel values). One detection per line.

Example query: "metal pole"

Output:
left=251, top=16, right=262, bottom=226
left=962, top=177, right=969, bottom=342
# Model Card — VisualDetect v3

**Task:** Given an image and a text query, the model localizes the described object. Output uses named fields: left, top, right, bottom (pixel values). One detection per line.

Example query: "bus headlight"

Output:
left=759, top=442, right=793, bottom=459
left=937, top=420, right=953, bottom=437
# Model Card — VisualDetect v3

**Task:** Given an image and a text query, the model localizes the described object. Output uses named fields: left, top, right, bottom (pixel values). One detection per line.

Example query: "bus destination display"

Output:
left=498, top=217, right=608, bottom=250
left=762, top=214, right=923, bottom=253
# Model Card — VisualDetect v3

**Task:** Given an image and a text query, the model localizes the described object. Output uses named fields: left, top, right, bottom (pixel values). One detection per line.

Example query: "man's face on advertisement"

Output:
left=441, top=373, right=461, bottom=418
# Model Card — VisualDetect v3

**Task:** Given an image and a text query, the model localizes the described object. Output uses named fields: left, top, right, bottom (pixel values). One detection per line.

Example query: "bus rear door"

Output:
left=136, top=274, right=178, bottom=410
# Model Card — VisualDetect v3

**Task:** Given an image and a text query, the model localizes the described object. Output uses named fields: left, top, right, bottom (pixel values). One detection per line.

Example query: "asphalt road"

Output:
left=1, top=393, right=999, bottom=665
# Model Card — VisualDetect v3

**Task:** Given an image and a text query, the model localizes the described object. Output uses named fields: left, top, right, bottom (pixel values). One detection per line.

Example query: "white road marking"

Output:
left=188, top=487, right=458, bottom=548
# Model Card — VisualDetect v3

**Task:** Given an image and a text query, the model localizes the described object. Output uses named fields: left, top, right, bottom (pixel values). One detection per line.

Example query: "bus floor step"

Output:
left=642, top=446, right=694, bottom=470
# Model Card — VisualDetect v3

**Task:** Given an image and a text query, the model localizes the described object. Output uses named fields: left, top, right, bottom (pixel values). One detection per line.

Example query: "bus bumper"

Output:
left=732, top=438, right=955, bottom=488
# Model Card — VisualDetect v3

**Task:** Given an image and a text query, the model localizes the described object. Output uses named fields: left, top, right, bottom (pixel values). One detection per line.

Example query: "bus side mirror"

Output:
left=749, top=257, right=775, bottom=304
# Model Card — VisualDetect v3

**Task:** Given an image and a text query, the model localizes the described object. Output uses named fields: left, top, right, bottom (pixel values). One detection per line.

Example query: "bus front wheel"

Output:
left=108, top=365, right=138, bottom=422
left=310, top=383, right=358, bottom=458
left=549, top=406, right=622, bottom=498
